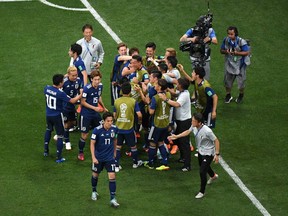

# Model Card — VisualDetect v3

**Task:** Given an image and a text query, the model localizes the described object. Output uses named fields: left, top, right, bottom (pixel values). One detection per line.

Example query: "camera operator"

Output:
left=180, top=15, right=218, bottom=80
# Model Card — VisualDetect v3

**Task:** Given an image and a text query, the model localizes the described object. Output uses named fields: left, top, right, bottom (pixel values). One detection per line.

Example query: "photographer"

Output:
left=180, top=15, right=218, bottom=80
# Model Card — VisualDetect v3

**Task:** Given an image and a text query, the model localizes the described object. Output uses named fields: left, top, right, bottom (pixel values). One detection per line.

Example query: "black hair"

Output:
left=145, top=42, right=156, bottom=50
left=151, top=70, right=162, bottom=80
left=194, top=67, right=206, bottom=79
left=53, top=74, right=64, bottom=86
left=70, top=43, right=82, bottom=56
left=158, top=79, right=168, bottom=91
left=192, top=112, right=204, bottom=123
left=121, top=82, right=131, bottom=95
left=103, top=112, right=113, bottom=121
left=158, top=63, right=168, bottom=73
left=132, top=55, right=142, bottom=63
left=177, top=77, right=190, bottom=90
left=82, top=24, right=93, bottom=32
left=129, top=47, right=139, bottom=56
left=227, top=26, right=238, bottom=36
left=167, top=56, right=178, bottom=68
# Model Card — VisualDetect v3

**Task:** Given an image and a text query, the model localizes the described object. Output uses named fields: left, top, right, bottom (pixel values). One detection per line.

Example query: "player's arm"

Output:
left=82, top=70, right=88, bottom=86
left=158, top=93, right=181, bottom=108
left=117, top=55, right=132, bottom=61
left=98, top=96, right=108, bottom=112
left=211, top=93, right=218, bottom=119
left=81, top=97, right=101, bottom=112
left=177, top=64, right=193, bottom=82
left=90, top=138, right=98, bottom=164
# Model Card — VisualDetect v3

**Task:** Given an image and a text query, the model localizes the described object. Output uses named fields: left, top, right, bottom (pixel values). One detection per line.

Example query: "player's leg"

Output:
left=115, top=134, right=124, bottom=171
left=127, top=132, right=142, bottom=168
left=198, top=154, right=214, bottom=194
left=78, top=116, right=90, bottom=160
left=91, top=162, right=101, bottom=201
left=44, top=116, right=53, bottom=156
left=54, top=114, right=65, bottom=162
left=106, top=160, right=119, bottom=207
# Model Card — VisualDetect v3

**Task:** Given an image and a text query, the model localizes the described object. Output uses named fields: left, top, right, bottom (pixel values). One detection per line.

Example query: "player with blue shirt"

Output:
left=90, top=112, right=120, bottom=207
left=113, top=82, right=143, bottom=171
left=68, top=43, right=88, bottom=86
left=78, top=70, right=108, bottom=161
left=145, top=79, right=171, bottom=170
left=62, top=66, right=83, bottom=150
left=43, top=74, right=82, bottom=163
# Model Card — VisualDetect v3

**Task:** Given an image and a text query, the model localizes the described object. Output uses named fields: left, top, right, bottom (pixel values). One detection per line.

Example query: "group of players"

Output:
left=44, top=22, right=250, bottom=206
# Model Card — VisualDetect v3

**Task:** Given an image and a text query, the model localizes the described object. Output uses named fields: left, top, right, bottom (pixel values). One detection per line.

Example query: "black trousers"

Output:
left=198, top=153, right=215, bottom=193
left=175, top=118, right=192, bottom=168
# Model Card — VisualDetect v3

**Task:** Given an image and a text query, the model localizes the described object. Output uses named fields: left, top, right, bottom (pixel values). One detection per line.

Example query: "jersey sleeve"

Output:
left=205, top=87, right=215, bottom=97
left=185, top=28, right=193, bottom=37
left=150, top=97, right=156, bottom=110
left=134, top=101, right=140, bottom=112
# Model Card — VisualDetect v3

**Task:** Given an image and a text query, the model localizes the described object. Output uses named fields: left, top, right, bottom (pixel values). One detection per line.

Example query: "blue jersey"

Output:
left=81, top=83, right=103, bottom=117
left=91, top=124, right=118, bottom=161
left=62, top=77, right=83, bottom=111
left=112, top=54, right=125, bottom=82
left=147, top=84, right=157, bottom=99
left=73, top=56, right=86, bottom=84
left=44, top=85, right=71, bottom=116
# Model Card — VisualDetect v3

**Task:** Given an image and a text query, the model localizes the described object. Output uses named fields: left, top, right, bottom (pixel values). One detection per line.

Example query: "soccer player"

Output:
left=145, top=79, right=171, bottom=170
left=43, top=74, right=81, bottom=163
left=113, top=82, right=143, bottom=171
left=110, top=42, right=132, bottom=106
left=78, top=70, right=108, bottom=161
left=178, top=64, right=218, bottom=128
left=90, top=112, right=119, bottom=207
left=158, top=78, right=192, bottom=171
left=169, top=112, right=220, bottom=199
left=75, top=24, right=105, bottom=78
left=62, top=66, right=83, bottom=150
left=68, top=43, right=88, bottom=86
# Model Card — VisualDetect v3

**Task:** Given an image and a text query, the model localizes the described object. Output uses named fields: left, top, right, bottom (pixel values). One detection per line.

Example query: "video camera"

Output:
left=179, top=12, right=213, bottom=66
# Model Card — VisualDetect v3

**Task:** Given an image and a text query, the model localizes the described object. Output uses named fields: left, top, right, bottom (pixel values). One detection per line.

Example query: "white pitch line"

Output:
left=39, top=0, right=88, bottom=11
left=80, top=0, right=122, bottom=44
left=219, top=157, right=271, bottom=216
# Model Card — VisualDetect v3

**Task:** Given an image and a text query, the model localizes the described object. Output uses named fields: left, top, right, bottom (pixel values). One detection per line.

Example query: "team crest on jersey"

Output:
left=111, top=130, right=115, bottom=138
left=75, top=84, right=79, bottom=89
left=98, top=90, right=102, bottom=95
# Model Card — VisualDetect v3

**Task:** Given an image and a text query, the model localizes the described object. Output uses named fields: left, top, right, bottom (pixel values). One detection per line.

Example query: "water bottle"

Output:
left=90, top=56, right=98, bottom=70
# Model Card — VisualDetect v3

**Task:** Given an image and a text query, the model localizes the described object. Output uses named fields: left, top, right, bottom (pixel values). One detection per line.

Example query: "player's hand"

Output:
left=168, top=134, right=177, bottom=140
left=212, top=111, right=216, bottom=119
left=95, top=63, right=101, bottom=69
left=93, top=158, right=99, bottom=164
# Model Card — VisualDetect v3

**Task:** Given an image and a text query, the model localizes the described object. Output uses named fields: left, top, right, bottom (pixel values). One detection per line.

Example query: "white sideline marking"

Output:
left=80, top=0, right=122, bottom=44
left=39, top=0, right=89, bottom=11
left=219, top=157, right=271, bottom=216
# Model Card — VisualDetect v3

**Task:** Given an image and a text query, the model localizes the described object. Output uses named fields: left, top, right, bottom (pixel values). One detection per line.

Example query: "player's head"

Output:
left=157, top=78, right=168, bottom=91
left=131, top=55, right=142, bottom=70
left=117, top=42, right=128, bottom=55
left=102, top=112, right=114, bottom=129
left=158, top=63, right=168, bottom=73
left=70, top=43, right=82, bottom=56
left=129, top=47, right=140, bottom=56
left=90, top=70, right=102, bottom=87
left=121, top=82, right=131, bottom=95
left=150, top=70, right=162, bottom=83
left=145, top=42, right=156, bottom=57
left=166, top=56, right=178, bottom=68
left=194, top=66, right=206, bottom=79
left=67, top=66, right=78, bottom=81
left=177, top=77, right=190, bottom=91
left=53, top=74, right=64, bottom=86
left=192, top=112, right=204, bottom=127
left=82, top=24, right=93, bottom=41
